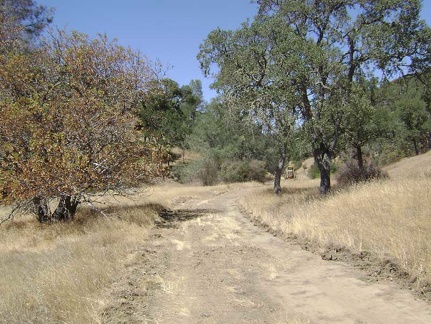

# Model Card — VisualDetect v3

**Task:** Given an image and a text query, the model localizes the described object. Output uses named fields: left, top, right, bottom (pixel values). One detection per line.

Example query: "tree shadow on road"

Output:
left=157, top=208, right=219, bottom=228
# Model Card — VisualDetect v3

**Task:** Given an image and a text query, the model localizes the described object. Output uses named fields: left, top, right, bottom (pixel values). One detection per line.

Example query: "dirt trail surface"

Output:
left=101, top=187, right=431, bottom=323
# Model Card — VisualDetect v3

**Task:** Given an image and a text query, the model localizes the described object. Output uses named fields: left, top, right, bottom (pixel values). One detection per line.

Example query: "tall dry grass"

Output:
left=240, top=152, right=431, bottom=289
left=0, top=197, right=161, bottom=323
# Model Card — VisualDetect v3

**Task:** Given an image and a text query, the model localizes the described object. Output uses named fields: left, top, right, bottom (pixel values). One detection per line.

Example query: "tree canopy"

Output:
left=0, top=29, right=167, bottom=222
left=199, top=0, right=431, bottom=193
left=139, top=78, right=202, bottom=149
left=0, top=0, right=53, bottom=42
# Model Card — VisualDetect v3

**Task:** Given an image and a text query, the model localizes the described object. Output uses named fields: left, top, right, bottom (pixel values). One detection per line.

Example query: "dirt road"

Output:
left=101, top=187, right=431, bottom=323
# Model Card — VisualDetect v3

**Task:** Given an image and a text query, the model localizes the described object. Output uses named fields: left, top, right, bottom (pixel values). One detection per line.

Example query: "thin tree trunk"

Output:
left=274, top=154, right=286, bottom=194
left=65, top=195, right=79, bottom=219
left=33, top=196, right=50, bottom=223
left=413, top=139, right=419, bottom=155
left=356, top=145, right=364, bottom=170
left=313, top=146, right=331, bottom=194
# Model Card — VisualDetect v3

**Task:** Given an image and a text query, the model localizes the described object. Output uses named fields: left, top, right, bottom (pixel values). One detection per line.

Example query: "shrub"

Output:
left=173, top=157, right=266, bottom=185
left=220, top=160, right=266, bottom=183
left=336, top=160, right=389, bottom=187
left=171, top=162, right=200, bottom=184
left=307, top=163, right=321, bottom=179
left=246, top=160, right=267, bottom=183
left=220, top=161, right=247, bottom=183
left=199, top=157, right=220, bottom=186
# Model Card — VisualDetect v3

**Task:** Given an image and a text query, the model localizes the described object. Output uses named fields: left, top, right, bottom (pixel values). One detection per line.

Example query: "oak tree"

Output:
left=200, top=0, right=430, bottom=193
left=0, top=30, right=166, bottom=222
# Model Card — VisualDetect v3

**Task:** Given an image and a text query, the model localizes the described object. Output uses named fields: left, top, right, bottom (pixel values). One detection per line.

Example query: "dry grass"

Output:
left=240, top=152, right=431, bottom=289
left=0, top=195, right=161, bottom=323
left=0, top=181, right=241, bottom=323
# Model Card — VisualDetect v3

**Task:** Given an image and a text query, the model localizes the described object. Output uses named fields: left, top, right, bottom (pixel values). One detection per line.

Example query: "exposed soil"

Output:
left=101, top=187, right=431, bottom=323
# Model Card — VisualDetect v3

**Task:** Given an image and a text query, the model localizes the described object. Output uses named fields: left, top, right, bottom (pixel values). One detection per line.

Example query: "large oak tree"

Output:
left=0, top=30, right=166, bottom=222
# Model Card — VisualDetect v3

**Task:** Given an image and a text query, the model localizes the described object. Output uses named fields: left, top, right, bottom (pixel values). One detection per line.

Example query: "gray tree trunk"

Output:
left=33, top=197, right=49, bottom=223
left=274, top=154, right=286, bottom=194
left=356, top=145, right=364, bottom=170
left=34, top=195, right=80, bottom=223
left=52, top=195, right=79, bottom=221
left=313, top=147, right=331, bottom=194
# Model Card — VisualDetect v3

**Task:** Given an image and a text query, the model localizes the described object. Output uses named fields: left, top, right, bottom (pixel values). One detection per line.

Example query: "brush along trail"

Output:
left=101, top=185, right=431, bottom=323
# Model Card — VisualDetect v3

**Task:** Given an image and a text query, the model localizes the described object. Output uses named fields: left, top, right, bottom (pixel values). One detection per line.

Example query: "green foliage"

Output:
left=188, top=99, right=278, bottom=164
left=173, top=156, right=266, bottom=186
left=197, top=155, right=221, bottom=186
left=220, top=160, right=266, bottom=183
left=199, top=0, right=430, bottom=194
left=308, top=162, right=338, bottom=179
left=307, top=164, right=320, bottom=180
left=372, top=76, right=431, bottom=163
left=139, top=78, right=202, bottom=148
left=172, top=98, right=277, bottom=185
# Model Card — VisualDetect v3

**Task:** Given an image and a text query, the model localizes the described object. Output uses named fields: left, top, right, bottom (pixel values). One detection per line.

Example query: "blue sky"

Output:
left=39, top=0, right=258, bottom=101
left=40, top=1, right=431, bottom=102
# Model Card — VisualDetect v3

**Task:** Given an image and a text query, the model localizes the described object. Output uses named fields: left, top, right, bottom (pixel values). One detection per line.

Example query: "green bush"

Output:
left=172, top=156, right=266, bottom=186
left=220, top=161, right=247, bottom=183
left=246, top=160, right=267, bottom=183
left=220, top=160, right=266, bottom=183
left=171, top=162, right=198, bottom=184
left=307, top=163, right=321, bottom=179
left=199, top=157, right=220, bottom=186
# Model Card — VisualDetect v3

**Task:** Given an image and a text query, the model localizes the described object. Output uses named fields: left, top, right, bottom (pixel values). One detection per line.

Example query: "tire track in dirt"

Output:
left=101, top=188, right=431, bottom=323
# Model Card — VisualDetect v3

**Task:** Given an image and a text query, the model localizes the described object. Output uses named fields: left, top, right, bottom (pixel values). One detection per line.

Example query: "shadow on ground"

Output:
left=157, top=208, right=219, bottom=228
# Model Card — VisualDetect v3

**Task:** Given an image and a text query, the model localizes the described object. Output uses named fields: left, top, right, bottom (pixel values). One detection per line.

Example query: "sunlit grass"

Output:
left=0, top=199, right=161, bottom=323
left=240, top=152, right=431, bottom=290
left=0, top=181, right=246, bottom=323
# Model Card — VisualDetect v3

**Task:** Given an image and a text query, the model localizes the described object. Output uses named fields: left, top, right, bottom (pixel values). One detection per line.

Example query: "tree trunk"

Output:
left=33, top=196, right=50, bottom=223
left=65, top=195, right=79, bottom=219
left=413, top=139, right=419, bottom=155
left=356, top=145, right=364, bottom=170
left=52, top=195, right=80, bottom=221
left=313, top=146, right=331, bottom=194
left=274, top=154, right=286, bottom=194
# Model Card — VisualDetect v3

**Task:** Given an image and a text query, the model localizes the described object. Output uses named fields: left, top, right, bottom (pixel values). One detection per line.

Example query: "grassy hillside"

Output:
left=240, top=151, right=431, bottom=298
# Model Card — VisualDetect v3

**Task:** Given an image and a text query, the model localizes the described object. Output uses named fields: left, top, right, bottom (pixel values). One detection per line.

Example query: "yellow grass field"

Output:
left=239, top=151, right=431, bottom=293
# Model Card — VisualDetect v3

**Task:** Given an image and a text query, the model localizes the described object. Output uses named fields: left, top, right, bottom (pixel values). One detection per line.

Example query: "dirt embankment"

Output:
left=101, top=187, right=431, bottom=324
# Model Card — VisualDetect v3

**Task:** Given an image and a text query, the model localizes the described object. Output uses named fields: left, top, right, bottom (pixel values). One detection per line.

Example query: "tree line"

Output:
left=1, top=0, right=431, bottom=223
left=197, top=0, right=431, bottom=193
